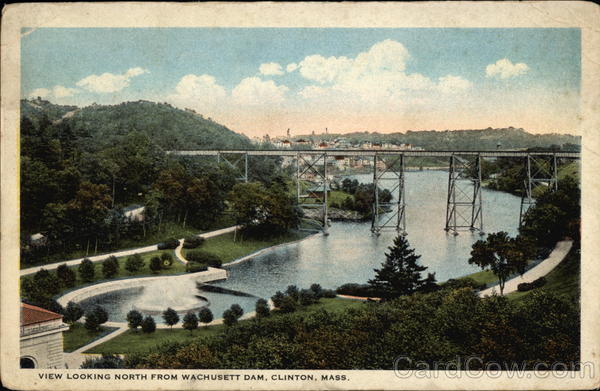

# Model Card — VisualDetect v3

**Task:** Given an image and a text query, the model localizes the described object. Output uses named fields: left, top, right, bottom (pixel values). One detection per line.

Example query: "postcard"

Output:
left=1, top=2, right=599, bottom=390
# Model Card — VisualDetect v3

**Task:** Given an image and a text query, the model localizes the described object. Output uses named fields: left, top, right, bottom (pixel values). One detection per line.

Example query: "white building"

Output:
left=20, top=303, right=69, bottom=369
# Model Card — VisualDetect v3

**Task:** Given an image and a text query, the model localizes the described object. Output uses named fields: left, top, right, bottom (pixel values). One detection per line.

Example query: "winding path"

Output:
left=478, top=240, right=573, bottom=297
left=21, top=226, right=239, bottom=276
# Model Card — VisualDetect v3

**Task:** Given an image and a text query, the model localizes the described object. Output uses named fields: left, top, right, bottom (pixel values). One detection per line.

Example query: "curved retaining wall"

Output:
left=56, top=267, right=227, bottom=307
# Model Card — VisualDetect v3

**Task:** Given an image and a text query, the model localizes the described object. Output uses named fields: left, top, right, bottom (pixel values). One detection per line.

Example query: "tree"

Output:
left=102, top=256, right=119, bottom=278
left=419, top=273, right=440, bottom=293
left=230, top=304, right=244, bottom=319
left=182, top=312, right=199, bottom=333
left=162, top=307, right=179, bottom=328
left=63, top=301, right=84, bottom=325
left=78, top=258, right=95, bottom=282
left=222, top=309, right=238, bottom=327
left=255, top=298, right=270, bottom=320
left=22, top=269, right=62, bottom=309
left=84, top=311, right=100, bottom=331
left=141, top=316, right=156, bottom=333
left=310, top=283, right=323, bottom=298
left=126, top=310, right=143, bottom=330
left=125, top=253, right=144, bottom=273
left=469, top=232, right=530, bottom=295
left=150, top=256, right=162, bottom=274
left=198, top=307, right=213, bottom=327
left=160, top=252, right=173, bottom=268
left=92, top=306, right=109, bottom=325
left=368, top=235, right=428, bottom=299
left=56, top=264, right=76, bottom=288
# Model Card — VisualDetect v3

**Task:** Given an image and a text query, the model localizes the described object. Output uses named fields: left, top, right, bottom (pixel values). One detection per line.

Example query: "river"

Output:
left=80, top=171, right=521, bottom=323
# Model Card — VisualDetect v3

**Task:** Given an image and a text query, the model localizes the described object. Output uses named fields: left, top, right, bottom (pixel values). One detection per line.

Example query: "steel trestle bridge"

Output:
left=168, top=149, right=580, bottom=236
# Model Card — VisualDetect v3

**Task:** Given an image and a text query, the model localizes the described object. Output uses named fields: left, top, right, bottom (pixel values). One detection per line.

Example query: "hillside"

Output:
left=21, top=99, right=252, bottom=152
left=296, top=127, right=580, bottom=151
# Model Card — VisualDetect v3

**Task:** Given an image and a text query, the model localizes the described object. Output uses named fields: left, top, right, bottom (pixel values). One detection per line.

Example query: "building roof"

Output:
left=21, top=303, right=62, bottom=326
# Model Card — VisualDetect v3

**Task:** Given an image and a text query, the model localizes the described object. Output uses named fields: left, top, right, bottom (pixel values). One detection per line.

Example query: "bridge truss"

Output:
left=170, top=149, right=579, bottom=236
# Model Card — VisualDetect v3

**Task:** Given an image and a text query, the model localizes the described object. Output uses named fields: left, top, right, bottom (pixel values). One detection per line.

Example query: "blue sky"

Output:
left=21, top=28, right=581, bottom=137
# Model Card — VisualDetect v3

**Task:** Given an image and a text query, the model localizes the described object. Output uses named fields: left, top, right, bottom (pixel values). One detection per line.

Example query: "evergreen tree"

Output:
left=63, top=301, right=84, bottom=325
left=150, top=256, right=162, bottom=274
left=162, top=307, right=179, bottom=328
left=198, top=307, right=213, bottom=327
left=79, top=258, right=95, bottom=282
left=126, top=310, right=143, bottom=330
left=368, top=235, right=428, bottom=299
left=182, top=312, right=198, bottom=333
left=125, top=253, right=144, bottom=273
left=56, top=264, right=76, bottom=287
left=102, top=255, right=119, bottom=278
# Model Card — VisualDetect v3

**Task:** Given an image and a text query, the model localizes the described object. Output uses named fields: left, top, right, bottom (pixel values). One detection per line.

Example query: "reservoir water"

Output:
left=80, top=171, right=522, bottom=323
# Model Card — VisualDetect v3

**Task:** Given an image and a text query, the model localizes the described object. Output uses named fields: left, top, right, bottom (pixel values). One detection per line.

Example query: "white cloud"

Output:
left=76, top=67, right=149, bottom=93
left=259, top=62, right=284, bottom=76
left=232, top=77, right=289, bottom=106
left=167, top=74, right=227, bottom=109
left=52, top=85, right=78, bottom=98
left=298, top=54, right=353, bottom=84
left=486, top=59, right=529, bottom=79
left=286, top=63, right=298, bottom=72
left=437, top=75, right=472, bottom=94
left=29, top=88, right=50, bottom=98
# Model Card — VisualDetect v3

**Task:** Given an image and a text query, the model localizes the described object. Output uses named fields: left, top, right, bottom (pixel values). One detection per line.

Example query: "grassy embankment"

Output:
left=460, top=248, right=580, bottom=303
left=22, top=215, right=236, bottom=268
left=62, top=323, right=119, bottom=353
left=183, top=230, right=309, bottom=264
left=86, top=297, right=364, bottom=355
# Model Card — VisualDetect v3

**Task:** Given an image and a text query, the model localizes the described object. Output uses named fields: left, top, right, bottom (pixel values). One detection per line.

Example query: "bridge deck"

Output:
left=168, top=149, right=580, bottom=158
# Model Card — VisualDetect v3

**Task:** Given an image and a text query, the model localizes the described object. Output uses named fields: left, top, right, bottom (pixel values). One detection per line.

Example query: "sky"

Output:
left=21, top=28, right=581, bottom=137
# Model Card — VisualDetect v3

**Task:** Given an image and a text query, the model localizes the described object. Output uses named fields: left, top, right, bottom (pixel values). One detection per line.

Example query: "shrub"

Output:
left=517, top=277, right=547, bottom=292
left=141, top=316, right=156, bottom=333
left=183, top=236, right=205, bottom=249
left=255, top=298, right=270, bottom=319
left=160, top=252, right=173, bottom=268
left=80, top=354, right=124, bottom=369
left=271, top=291, right=285, bottom=308
left=126, top=310, right=143, bottom=330
left=78, top=258, right=95, bottom=282
left=285, top=285, right=300, bottom=302
left=321, top=289, right=337, bottom=298
left=278, top=296, right=298, bottom=313
left=198, top=307, right=213, bottom=326
left=336, top=283, right=380, bottom=297
left=149, top=256, right=162, bottom=274
left=222, top=309, right=237, bottom=326
left=84, top=311, right=99, bottom=331
left=63, top=301, right=84, bottom=325
left=125, top=253, right=144, bottom=273
left=299, top=289, right=318, bottom=306
left=230, top=304, right=244, bottom=318
left=56, top=264, right=76, bottom=288
left=162, top=307, right=179, bottom=328
left=157, top=238, right=180, bottom=250
left=102, top=256, right=119, bottom=279
left=183, top=312, right=198, bottom=333
left=186, top=250, right=222, bottom=268
left=309, top=283, right=323, bottom=298
left=186, top=262, right=208, bottom=273
left=92, top=306, right=108, bottom=325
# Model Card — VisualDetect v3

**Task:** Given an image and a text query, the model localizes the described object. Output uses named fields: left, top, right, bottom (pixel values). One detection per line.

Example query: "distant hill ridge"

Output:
left=292, top=127, right=580, bottom=151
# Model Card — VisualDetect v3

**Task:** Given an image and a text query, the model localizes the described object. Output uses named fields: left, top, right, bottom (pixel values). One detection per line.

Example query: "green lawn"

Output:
left=21, top=249, right=186, bottom=299
left=184, top=230, right=310, bottom=264
left=87, top=297, right=365, bottom=355
left=63, top=323, right=118, bottom=353
left=22, top=215, right=235, bottom=268
left=460, top=269, right=498, bottom=287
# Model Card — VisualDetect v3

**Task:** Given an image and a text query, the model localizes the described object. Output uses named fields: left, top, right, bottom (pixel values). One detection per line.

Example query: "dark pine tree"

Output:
left=368, top=235, right=428, bottom=299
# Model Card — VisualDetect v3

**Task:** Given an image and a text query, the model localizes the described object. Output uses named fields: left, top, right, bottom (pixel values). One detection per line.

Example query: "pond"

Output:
left=80, top=171, right=521, bottom=323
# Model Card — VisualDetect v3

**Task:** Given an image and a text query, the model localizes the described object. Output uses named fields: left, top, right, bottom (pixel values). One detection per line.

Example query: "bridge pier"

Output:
left=371, top=153, right=406, bottom=235
left=296, top=152, right=329, bottom=235
left=445, top=154, right=484, bottom=236
left=519, top=153, right=558, bottom=227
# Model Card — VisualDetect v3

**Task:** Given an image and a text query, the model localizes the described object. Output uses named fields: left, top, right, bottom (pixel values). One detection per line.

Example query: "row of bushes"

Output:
left=158, top=235, right=207, bottom=250
left=271, top=284, right=336, bottom=313
left=185, top=250, right=222, bottom=272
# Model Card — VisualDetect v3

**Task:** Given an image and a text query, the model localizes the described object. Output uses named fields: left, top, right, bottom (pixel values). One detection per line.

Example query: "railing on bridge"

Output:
left=168, top=149, right=580, bottom=236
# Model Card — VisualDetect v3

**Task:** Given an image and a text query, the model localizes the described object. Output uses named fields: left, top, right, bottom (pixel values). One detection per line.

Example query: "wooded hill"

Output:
left=21, top=98, right=252, bottom=152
